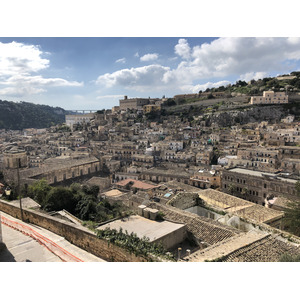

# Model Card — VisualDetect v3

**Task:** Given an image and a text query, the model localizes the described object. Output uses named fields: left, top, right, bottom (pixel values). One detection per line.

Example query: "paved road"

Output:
left=0, top=212, right=106, bottom=262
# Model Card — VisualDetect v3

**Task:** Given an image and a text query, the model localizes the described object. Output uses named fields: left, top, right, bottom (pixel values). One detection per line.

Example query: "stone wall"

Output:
left=168, top=192, right=199, bottom=210
left=0, top=200, right=148, bottom=262
left=154, top=225, right=187, bottom=250
left=148, top=202, right=240, bottom=246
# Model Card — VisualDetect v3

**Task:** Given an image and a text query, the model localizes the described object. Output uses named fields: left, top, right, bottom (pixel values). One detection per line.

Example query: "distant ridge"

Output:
left=0, top=100, right=67, bottom=130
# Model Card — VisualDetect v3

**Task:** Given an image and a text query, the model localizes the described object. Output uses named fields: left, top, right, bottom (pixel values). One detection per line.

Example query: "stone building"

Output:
left=65, top=113, right=95, bottom=130
left=279, top=146, right=300, bottom=159
left=190, top=170, right=221, bottom=189
left=236, top=147, right=280, bottom=171
left=119, top=96, right=150, bottom=110
left=221, top=167, right=297, bottom=205
left=3, top=147, right=28, bottom=169
left=195, top=147, right=213, bottom=166
left=280, top=158, right=300, bottom=175
left=143, top=104, right=161, bottom=114
left=132, top=154, right=154, bottom=166
left=250, top=91, right=288, bottom=105
left=140, top=167, right=191, bottom=185
left=108, top=142, right=139, bottom=161
left=4, top=156, right=101, bottom=187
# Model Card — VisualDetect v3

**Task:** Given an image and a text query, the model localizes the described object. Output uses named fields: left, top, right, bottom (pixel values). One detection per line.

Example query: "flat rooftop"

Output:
left=103, top=189, right=125, bottom=197
left=227, top=167, right=298, bottom=183
left=116, top=179, right=158, bottom=190
left=97, top=215, right=185, bottom=242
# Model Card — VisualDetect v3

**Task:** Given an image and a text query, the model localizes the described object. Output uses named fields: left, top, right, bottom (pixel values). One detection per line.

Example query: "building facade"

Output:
left=250, top=91, right=288, bottom=105
left=119, top=96, right=150, bottom=110
left=221, top=167, right=297, bottom=205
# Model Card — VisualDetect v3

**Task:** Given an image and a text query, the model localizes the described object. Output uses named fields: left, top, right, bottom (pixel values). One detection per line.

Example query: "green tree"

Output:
left=27, top=179, right=52, bottom=206
left=44, top=187, right=77, bottom=213
left=164, top=99, right=176, bottom=106
left=76, top=195, right=98, bottom=220
left=227, top=184, right=236, bottom=195
left=283, top=181, right=300, bottom=236
left=82, top=185, right=99, bottom=198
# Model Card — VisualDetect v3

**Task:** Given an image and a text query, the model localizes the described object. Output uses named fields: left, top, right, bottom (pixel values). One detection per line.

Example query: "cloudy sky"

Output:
left=1, top=37, right=300, bottom=110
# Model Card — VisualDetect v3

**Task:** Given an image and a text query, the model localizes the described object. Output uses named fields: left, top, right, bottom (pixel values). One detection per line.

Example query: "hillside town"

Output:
left=1, top=79, right=300, bottom=262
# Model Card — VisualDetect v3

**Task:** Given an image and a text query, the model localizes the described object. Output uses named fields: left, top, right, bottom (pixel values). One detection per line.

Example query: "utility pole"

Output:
left=17, top=158, right=24, bottom=221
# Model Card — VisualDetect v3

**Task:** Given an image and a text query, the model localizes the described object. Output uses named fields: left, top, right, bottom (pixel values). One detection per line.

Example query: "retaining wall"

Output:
left=0, top=200, right=148, bottom=262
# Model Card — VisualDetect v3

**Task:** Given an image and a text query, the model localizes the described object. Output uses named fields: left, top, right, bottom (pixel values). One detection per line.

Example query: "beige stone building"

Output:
left=143, top=104, right=161, bottom=114
left=250, top=91, right=288, bottom=105
left=3, top=147, right=28, bottom=169
left=65, top=113, right=95, bottom=130
left=119, top=96, right=150, bottom=110
left=190, top=170, right=221, bottom=189
left=221, top=167, right=297, bottom=205
left=4, top=156, right=101, bottom=188
left=195, top=148, right=213, bottom=166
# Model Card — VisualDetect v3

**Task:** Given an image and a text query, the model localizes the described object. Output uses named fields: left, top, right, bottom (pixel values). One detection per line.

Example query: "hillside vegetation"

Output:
left=163, top=72, right=300, bottom=108
left=0, top=100, right=66, bottom=130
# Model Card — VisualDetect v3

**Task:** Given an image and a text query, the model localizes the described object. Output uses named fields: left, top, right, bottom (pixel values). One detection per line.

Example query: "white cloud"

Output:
left=140, top=53, right=159, bottom=62
left=187, top=37, right=300, bottom=78
left=96, top=64, right=170, bottom=92
left=0, top=86, right=46, bottom=97
left=185, top=80, right=232, bottom=93
left=0, top=41, right=83, bottom=97
left=175, top=38, right=191, bottom=60
left=0, top=41, right=49, bottom=77
left=96, top=37, right=300, bottom=94
left=0, top=74, right=83, bottom=87
left=239, top=72, right=267, bottom=82
left=96, top=94, right=124, bottom=100
left=115, top=58, right=126, bottom=64
left=163, top=37, right=300, bottom=89
left=134, top=52, right=139, bottom=57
